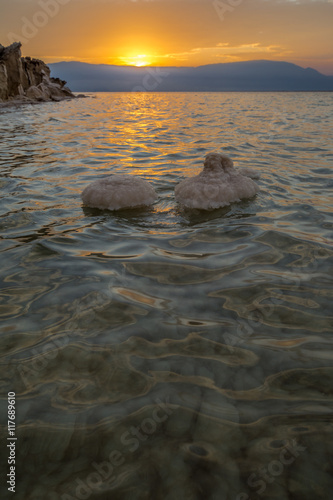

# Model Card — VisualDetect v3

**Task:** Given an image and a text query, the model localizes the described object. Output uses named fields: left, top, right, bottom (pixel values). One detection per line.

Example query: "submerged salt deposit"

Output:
left=81, top=174, right=157, bottom=210
left=175, top=153, right=259, bottom=210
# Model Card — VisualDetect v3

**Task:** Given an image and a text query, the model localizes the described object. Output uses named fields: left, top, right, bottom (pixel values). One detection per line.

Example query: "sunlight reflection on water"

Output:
left=0, top=92, right=333, bottom=500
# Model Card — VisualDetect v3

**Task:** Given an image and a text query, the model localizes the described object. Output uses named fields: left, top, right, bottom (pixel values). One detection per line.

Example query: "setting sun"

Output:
left=122, top=54, right=152, bottom=67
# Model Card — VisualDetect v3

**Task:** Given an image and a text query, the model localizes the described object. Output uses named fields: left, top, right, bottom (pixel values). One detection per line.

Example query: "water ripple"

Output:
left=1, top=92, right=333, bottom=499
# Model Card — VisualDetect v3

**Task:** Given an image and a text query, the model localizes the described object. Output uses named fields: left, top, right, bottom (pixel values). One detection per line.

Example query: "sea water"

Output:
left=0, top=92, right=333, bottom=500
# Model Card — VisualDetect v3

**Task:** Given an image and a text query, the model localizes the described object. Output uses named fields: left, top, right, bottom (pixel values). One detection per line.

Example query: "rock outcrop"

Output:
left=0, top=42, right=75, bottom=105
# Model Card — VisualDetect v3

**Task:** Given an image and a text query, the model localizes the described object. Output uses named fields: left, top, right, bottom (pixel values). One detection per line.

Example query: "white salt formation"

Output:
left=236, top=167, right=261, bottom=180
left=175, top=153, right=259, bottom=210
left=81, top=175, right=157, bottom=210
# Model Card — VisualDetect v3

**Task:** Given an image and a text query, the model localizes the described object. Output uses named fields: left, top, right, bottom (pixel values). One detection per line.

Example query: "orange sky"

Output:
left=0, top=0, right=332, bottom=74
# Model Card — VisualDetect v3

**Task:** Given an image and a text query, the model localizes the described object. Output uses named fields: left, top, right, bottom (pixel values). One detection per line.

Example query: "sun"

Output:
left=134, top=55, right=150, bottom=67
left=122, top=54, right=152, bottom=67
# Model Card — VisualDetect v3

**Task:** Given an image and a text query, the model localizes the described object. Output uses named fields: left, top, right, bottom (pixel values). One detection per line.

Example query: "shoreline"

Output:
left=0, top=93, right=89, bottom=110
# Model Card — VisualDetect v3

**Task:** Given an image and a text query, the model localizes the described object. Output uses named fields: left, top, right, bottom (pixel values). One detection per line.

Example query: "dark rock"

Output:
left=0, top=42, right=75, bottom=105
left=188, top=444, right=209, bottom=457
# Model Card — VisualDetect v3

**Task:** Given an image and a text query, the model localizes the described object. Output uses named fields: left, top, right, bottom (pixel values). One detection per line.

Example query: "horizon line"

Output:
left=46, top=59, right=333, bottom=77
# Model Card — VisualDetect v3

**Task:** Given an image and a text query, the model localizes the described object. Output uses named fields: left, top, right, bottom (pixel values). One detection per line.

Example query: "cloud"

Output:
left=159, top=42, right=292, bottom=65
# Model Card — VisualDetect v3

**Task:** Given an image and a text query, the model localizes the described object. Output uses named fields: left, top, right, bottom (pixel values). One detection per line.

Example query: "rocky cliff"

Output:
left=0, top=42, right=75, bottom=105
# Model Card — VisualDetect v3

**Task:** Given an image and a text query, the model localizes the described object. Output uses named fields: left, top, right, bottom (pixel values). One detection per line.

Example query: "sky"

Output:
left=0, top=0, right=332, bottom=75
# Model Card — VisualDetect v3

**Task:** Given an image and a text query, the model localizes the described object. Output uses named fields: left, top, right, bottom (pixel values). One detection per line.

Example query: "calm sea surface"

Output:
left=0, top=93, right=333, bottom=500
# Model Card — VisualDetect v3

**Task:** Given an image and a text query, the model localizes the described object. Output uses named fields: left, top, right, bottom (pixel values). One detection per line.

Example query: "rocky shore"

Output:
left=0, top=42, right=78, bottom=107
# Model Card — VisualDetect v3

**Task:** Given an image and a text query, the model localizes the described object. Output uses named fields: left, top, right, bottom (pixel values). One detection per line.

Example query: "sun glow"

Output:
left=122, top=54, right=152, bottom=67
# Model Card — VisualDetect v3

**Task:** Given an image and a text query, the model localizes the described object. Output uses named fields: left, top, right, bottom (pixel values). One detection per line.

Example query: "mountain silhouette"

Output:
left=50, top=60, right=333, bottom=92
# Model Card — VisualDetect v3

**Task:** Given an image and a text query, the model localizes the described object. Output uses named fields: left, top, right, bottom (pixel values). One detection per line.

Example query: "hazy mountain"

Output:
left=49, top=60, right=333, bottom=92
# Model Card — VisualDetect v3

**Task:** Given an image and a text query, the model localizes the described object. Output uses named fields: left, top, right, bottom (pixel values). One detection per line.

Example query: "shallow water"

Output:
left=0, top=92, right=333, bottom=500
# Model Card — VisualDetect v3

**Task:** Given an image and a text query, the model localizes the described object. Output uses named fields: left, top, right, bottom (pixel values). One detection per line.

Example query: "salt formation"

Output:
left=236, top=167, right=261, bottom=180
left=81, top=175, right=157, bottom=211
left=175, top=153, right=259, bottom=210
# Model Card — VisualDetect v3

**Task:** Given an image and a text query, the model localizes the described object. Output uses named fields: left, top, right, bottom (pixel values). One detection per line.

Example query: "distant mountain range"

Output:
left=49, top=60, right=333, bottom=92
